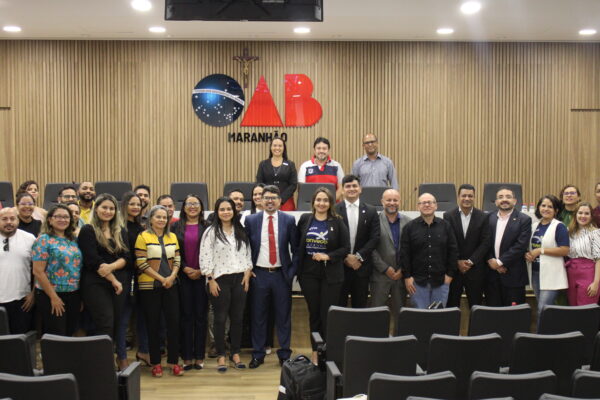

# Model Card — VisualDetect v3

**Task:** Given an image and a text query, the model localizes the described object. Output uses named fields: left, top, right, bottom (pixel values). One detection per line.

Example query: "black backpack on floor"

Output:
left=277, top=355, right=325, bottom=400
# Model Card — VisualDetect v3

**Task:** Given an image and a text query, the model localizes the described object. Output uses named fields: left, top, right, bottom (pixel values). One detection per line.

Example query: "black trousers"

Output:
left=36, top=289, right=80, bottom=336
left=179, top=275, right=208, bottom=361
left=139, top=286, right=180, bottom=365
left=298, top=274, right=343, bottom=351
left=82, top=282, right=125, bottom=339
left=209, top=273, right=247, bottom=357
left=446, top=270, right=485, bottom=308
left=0, top=298, right=33, bottom=334
left=484, top=276, right=526, bottom=306
left=339, top=267, right=370, bottom=308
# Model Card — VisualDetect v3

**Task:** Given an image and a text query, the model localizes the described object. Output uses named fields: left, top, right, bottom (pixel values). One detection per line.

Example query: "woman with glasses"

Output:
left=16, top=192, right=42, bottom=237
left=256, top=138, right=298, bottom=211
left=558, top=185, right=581, bottom=227
left=16, top=180, right=47, bottom=221
left=32, top=204, right=82, bottom=335
left=172, top=195, right=208, bottom=370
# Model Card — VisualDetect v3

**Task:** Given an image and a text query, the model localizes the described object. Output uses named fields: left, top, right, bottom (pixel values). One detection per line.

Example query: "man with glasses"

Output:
left=351, top=133, right=399, bottom=190
left=485, top=187, right=532, bottom=306
left=244, top=185, right=298, bottom=368
left=57, top=185, right=78, bottom=204
left=77, top=181, right=96, bottom=224
left=401, top=193, right=458, bottom=308
left=0, top=208, right=36, bottom=333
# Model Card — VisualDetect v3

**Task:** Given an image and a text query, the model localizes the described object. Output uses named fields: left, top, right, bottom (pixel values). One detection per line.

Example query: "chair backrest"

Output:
left=571, top=369, right=600, bottom=398
left=468, top=304, right=532, bottom=366
left=428, top=333, right=503, bottom=399
left=510, top=332, right=586, bottom=395
left=537, top=304, right=600, bottom=365
left=170, top=182, right=209, bottom=211
left=418, top=183, right=457, bottom=212
left=592, top=332, right=600, bottom=371
left=94, top=181, right=132, bottom=202
left=325, top=306, right=390, bottom=368
left=0, top=372, right=79, bottom=400
left=222, top=181, right=255, bottom=211
left=359, top=186, right=388, bottom=211
left=43, top=182, right=72, bottom=210
left=0, top=334, right=34, bottom=376
left=368, top=371, right=457, bottom=400
left=407, top=398, right=515, bottom=400
left=0, top=306, right=9, bottom=335
left=342, top=335, right=418, bottom=397
left=481, top=183, right=523, bottom=213
left=539, top=395, right=588, bottom=400
left=297, top=182, right=336, bottom=211
left=396, top=307, right=461, bottom=369
left=0, top=182, right=14, bottom=208
left=469, top=370, right=557, bottom=400
left=41, top=334, right=118, bottom=400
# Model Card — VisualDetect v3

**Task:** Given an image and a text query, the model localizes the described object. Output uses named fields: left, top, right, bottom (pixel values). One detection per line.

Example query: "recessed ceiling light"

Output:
left=294, top=27, right=311, bottom=34
left=579, top=28, right=597, bottom=36
left=149, top=26, right=166, bottom=33
left=3, top=25, right=22, bottom=32
left=460, top=1, right=482, bottom=15
left=131, top=0, right=152, bottom=12
left=437, top=27, right=454, bottom=35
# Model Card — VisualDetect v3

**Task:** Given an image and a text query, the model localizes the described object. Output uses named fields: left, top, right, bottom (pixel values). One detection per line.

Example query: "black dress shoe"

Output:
left=279, top=358, right=290, bottom=367
left=249, top=358, right=264, bottom=369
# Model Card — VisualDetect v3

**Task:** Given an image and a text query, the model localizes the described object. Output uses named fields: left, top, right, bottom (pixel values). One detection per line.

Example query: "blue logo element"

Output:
left=192, top=74, right=245, bottom=127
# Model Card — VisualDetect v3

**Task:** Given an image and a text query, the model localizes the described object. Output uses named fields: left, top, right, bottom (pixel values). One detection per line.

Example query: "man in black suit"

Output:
left=443, top=184, right=491, bottom=307
left=485, top=187, right=532, bottom=306
left=335, top=174, right=380, bottom=308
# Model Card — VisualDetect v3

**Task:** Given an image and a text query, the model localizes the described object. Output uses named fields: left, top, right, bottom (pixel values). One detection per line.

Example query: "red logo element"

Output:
left=241, top=76, right=283, bottom=127
left=284, top=74, right=322, bottom=127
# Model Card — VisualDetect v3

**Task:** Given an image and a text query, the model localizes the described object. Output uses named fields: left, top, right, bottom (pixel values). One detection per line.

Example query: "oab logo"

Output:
left=192, top=74, right=322, bottom=128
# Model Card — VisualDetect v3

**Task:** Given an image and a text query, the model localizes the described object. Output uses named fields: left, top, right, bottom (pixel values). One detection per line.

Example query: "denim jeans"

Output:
left=410, top=282, right=450, bottom=309
left=531, top=268, right=559, bottom=321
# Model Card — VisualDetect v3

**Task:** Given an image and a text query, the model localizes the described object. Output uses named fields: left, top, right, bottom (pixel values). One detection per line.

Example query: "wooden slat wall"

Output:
left=0, top=40, right=599, bottom=209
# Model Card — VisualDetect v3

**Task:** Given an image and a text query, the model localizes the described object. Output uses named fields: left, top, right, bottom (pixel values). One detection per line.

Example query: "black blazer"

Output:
left=171, top=220, right=207, bottom=270
left=295, top=213, right=350, bottom=284
left=334, top=201, right=380, bottom=278
left=256, top=158, right=298, bottom=204
left=78, top=225, right=130, bottom=286
left=443, top=207, right=491, bottom=280
left=487, top=209, right=532, bottom=287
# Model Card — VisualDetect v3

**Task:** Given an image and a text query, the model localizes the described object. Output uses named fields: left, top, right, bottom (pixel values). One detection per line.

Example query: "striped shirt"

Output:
left=569, top=228, right=600, bottom=260
left=297, top=156, right=344, bottom=189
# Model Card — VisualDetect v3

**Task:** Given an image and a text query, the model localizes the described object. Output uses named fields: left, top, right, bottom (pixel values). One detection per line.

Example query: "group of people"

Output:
left=1, top=135, right=599, bottom=377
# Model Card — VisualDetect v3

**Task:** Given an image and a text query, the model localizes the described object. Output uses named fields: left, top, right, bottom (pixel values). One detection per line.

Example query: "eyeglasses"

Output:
left=185, top=202, right=201, bottom=207
left=61, top=195, right=77, bottom=200
left=363, top=140, right=377, bottom=145
left=52, top=215, right=71, bottom=221
left=18, top=203, right=35, bottom=207
left=263, top=196, right=280, bottom=201
left=563, top=191, right=578, bottom=196
left=3, top=238, right=8, bottom=252
left=418, top=201, right=436, bottom=206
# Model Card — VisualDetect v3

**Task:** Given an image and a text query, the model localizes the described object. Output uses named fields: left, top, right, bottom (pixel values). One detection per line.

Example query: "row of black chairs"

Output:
left=0, top=180, right=524, bottom=212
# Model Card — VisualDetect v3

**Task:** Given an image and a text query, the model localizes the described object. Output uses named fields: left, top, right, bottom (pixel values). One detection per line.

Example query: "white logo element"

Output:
left=191, top=88, right=245, bottom=106
left=307, top=231, right=328, bottom=240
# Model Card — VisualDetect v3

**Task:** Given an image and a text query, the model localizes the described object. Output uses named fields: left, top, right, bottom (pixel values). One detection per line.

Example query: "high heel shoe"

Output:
left=229, top=355, right=246, bottom=369
left=135, top=353, right=151, bottom=367
left=217, top=356, right=227, bottom=373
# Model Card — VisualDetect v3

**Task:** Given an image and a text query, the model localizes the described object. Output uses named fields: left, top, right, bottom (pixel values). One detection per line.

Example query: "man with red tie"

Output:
left=244, top=185, right=299, bottom=368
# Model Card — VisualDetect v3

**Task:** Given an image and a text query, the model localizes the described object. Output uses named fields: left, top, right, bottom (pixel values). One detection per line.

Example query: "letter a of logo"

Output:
left=241, top=76, right=283, bottom=127
left=285, top=74, right=322, bottom=127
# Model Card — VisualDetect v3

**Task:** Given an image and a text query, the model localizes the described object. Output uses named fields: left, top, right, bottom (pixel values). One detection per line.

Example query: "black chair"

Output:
left=537, top=305, right=600, bottom=365
left=43, top=182, right=72, bottom=210
left=222, top=181, right=255, bottom=211
left=326, top=335, right=418, bottom=400
left=297, top=182, right=336, bottom=211
left=0, top=182, right=14, bottom=208
left=469, top=370, right=557, bottom=400
left=94, top=181, right=132, bottom=202
left=468, top=304, right=532, bottom=366
left=482, top=183, right=523, bottom=213
left=170, top=182, right=210, bottom=211
left=368, top=371, right=457, bottom=400
left=41, top=334, right=140, bottom=400
left=428, top=333, right=503, bottom=399
left=418, top=183, right=457, bottom=212
left=360, top=186, right=388, bottom=211
left=312, top=306, right=390, bottom=371
left=407, top=398, right=514, bottom=400
left=396, top=307, right=461, bottom=370
left=592, top=332, right=600, bottom=371
left=510, top=332, right=586, bottom=395
left=0, top=334, right=38, bottom=376
left=571, top=369, right=600, bottom=398
left=0, top=372, right=79, bottom=400
left=0, top=307, right=37, bottom=370
left=539, top=395, right=588, bottom=400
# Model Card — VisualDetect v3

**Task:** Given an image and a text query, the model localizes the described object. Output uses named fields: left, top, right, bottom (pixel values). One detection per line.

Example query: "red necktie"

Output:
left=268, top=216, right=277, bottom=265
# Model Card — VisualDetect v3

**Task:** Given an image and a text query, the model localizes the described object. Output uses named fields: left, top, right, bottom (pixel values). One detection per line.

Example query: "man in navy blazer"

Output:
left=485, top=187, right=532, bottom=306
left=244, top=185, right=299, bottom=368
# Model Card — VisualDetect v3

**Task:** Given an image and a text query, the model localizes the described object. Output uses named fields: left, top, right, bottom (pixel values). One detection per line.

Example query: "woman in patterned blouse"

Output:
left=566, top=202, right=600, bottom=305
left=32, top=204, right=82, bottom=336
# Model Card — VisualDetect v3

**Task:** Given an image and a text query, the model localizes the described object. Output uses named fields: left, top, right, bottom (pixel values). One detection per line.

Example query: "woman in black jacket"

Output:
left=296, top=187, right=349, bottom=363
left=256, top=137, right=298, bottom=211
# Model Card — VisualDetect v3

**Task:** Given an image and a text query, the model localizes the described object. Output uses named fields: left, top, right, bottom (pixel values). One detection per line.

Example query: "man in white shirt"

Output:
left=0, top=208, right=36, bottom=333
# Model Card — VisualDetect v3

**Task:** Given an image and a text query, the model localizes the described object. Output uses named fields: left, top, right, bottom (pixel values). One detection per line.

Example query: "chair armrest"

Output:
left=311, top=331, right=324, bottom=348
left=24, top=330, right=37, bottom=369
left=326, top=361, right=342, bottom=400
left=311, top=331, right=326, bottom=367
left=117, top=361, right=141, bottom=400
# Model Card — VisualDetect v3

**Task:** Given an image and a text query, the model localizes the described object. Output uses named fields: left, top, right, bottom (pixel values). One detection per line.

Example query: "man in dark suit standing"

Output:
left=244, top=185, right=298, bottom=368
left=335, top=175, right=380, bottom=308
left=485, top=187, right=532, bottom=306
left=443, top=184, right=491, bottom=307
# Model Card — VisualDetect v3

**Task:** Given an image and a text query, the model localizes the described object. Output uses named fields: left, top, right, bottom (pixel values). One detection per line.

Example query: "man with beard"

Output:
left=351, top=133, right=399, bottom=190
left=134, top=184, right=151, bottom=225
left=78, top=181, right=96, bottom=224
left=297, top=137, right=344, bottom=201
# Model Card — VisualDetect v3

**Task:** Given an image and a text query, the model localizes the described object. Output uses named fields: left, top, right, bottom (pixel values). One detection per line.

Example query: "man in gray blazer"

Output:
left=370, top=189, right=411, bottom=311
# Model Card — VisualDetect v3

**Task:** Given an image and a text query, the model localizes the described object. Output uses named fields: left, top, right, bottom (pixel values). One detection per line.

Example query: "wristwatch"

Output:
left=354, top=252, right=364, bottom=262
left=207, top=275, right=214, bottom=282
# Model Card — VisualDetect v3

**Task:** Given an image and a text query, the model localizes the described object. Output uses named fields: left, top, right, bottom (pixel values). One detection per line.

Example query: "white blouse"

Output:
left=569, top=228, right=600, bottom=260
left=199, top=226, right=252, bottom=279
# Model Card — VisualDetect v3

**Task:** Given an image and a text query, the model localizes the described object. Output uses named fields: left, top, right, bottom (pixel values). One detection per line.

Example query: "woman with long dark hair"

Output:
left=256, top=138, right=298, bottom=211
left=172, top=194, right=208, bottom=370
left=200, top=197, right=252, bottom=372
